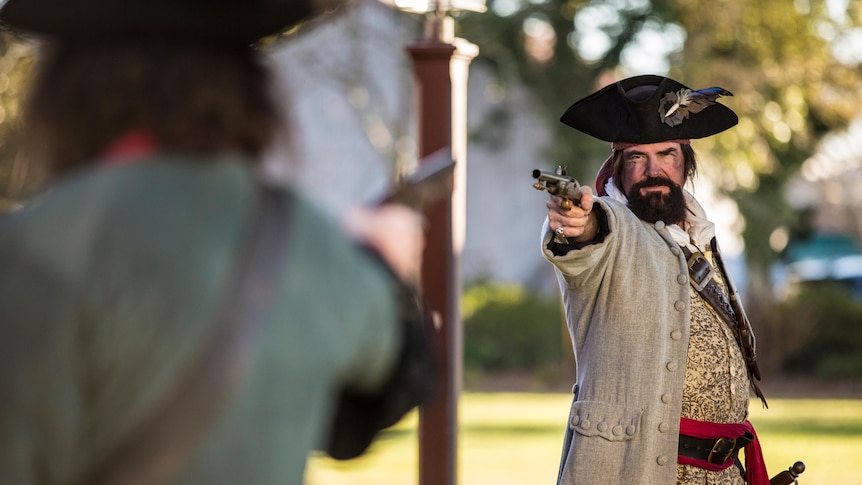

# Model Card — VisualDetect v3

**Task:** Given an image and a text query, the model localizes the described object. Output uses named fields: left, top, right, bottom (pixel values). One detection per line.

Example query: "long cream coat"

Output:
left=542, top=197, right=693, bottom=485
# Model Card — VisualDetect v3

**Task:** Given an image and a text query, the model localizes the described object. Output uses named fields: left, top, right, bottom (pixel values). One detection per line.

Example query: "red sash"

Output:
left=679, top=417, right=769, bottom=485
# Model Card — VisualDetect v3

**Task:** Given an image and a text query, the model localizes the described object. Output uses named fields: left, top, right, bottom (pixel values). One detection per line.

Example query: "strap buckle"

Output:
left=686, top=251, right=716, bottom=292
left=707, top=437, right=738, bottom=465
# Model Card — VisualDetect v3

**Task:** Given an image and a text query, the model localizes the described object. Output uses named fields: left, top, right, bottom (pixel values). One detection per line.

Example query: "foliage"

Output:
left=462, top=282, right=569, bottom=374
left=0, top=32, right=33, bottom=211
left=672, top=0, right=862, bottom=275
left=456, top=0, right=862, bottom=290
left=767, top=281, right=862, bottom=379
left=457, top=0, right=638, bottom=184
left=3, top=1, right=862, bottom=295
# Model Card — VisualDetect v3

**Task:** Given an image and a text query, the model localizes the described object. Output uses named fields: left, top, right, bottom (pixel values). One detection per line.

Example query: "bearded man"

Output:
left=542, top=75, right=770, bottom=485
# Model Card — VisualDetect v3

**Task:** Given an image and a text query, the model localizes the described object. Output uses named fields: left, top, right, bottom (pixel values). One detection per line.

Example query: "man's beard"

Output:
left=626, top=177, right=688, bottom=225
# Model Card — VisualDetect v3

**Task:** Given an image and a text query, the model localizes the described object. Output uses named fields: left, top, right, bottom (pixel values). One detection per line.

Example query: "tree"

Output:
left=456, top=0, right=862, bottom=296
left=672, top=0, right=862, bottom=285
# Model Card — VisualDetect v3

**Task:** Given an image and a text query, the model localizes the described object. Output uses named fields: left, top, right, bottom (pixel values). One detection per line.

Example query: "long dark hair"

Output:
left=22, top=40, right=282, bottom=177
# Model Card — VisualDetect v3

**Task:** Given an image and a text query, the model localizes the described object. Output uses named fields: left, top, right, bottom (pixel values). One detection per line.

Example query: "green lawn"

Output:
left=306, top=392, right=862, bottom=484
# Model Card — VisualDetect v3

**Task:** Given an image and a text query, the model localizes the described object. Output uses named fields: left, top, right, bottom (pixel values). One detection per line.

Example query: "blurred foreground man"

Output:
left=542, top=75, right=770, bottom=485
left=0, top=0, right=434, bottom=484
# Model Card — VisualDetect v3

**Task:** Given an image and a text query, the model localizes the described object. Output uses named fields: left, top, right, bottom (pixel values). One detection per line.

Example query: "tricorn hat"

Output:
left=0, top=0, right=343, bottom=45
left=560, top=75, right=738, bottom=144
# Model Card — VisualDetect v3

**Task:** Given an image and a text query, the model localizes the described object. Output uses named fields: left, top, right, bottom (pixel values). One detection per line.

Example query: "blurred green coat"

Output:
left=0, top=155, right=402, bottom=484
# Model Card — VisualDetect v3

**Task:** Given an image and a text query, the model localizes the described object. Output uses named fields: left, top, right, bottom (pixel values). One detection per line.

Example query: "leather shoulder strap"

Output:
left=681, top=241, right=767, bottom=407
left=71, top=185, right=293, bottom=485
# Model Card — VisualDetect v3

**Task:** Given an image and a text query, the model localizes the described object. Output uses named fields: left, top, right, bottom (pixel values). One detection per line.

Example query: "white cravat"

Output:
left=603, top=177, right=715, bottom=249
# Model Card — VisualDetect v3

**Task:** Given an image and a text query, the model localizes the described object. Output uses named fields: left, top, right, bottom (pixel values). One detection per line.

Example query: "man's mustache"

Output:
left=631, top=177, right=678, bottom=192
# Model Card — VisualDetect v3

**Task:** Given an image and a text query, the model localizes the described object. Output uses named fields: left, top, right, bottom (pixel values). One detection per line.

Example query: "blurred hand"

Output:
left=546, top=186, right=597, bottom=243
left=342, top=205, right=426, bottom=284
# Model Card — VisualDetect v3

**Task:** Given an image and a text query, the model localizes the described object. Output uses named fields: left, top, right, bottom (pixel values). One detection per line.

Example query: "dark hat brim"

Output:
left=0, top=0, right=336, bottom=45
left=560, top=75, right=738, bottom=144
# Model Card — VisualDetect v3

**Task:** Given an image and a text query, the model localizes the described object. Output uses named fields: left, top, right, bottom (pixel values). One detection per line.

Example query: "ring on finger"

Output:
left=555, top=225, right=566, bottom=236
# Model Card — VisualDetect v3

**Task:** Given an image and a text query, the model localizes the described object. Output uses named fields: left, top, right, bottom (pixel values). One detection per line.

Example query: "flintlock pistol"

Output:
left=532, top=165, right=582, bottom=210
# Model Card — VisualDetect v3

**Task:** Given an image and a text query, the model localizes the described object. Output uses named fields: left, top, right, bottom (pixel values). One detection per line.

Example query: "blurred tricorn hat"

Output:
left=0, top=0, right=344, bottom=44
left=560, top=75, right=738, bottom=144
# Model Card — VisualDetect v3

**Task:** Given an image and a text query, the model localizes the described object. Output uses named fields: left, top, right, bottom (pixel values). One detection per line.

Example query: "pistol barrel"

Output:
left=532, top=169, right=573, bottom=184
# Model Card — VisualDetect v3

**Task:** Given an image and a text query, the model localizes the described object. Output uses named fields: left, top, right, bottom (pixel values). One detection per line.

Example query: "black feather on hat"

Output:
left=560, top=75, right=738, bottom=144
left=0, top=0, right=344, bottom=45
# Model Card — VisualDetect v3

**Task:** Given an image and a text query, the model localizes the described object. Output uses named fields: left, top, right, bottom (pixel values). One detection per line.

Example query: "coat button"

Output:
left=581, top=419, right=591, bottom=430
left=661, top=393, right=672, bottom=403
left=657, top=455, right=669, bottom=466
left=658, top=422, right=670, bottom=433
left=678, top=274, right=688, bottom=285
left=666, top=361, right=678, bottom=372
left=670, top=330, right=682, bottom=340
left=572, top=415, right=580, bottom=425
left=612, top=425, right=623, bottom=436
left=674, top=301, right=686, bottom=312
left=671, top=247, right=680, bottom=256
left=626, top=425, right=636, bottom=436
left=597, top=422, right=608, bottom=433
left=655, top=221, right=665, bottom=230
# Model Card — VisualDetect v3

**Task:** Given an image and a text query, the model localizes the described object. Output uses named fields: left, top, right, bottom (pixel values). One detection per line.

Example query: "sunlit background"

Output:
left=1, top=0, right=861, bottom=482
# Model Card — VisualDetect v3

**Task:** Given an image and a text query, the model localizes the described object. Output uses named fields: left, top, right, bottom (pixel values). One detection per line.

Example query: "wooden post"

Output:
left=407, top=17, right=477, bottom=485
